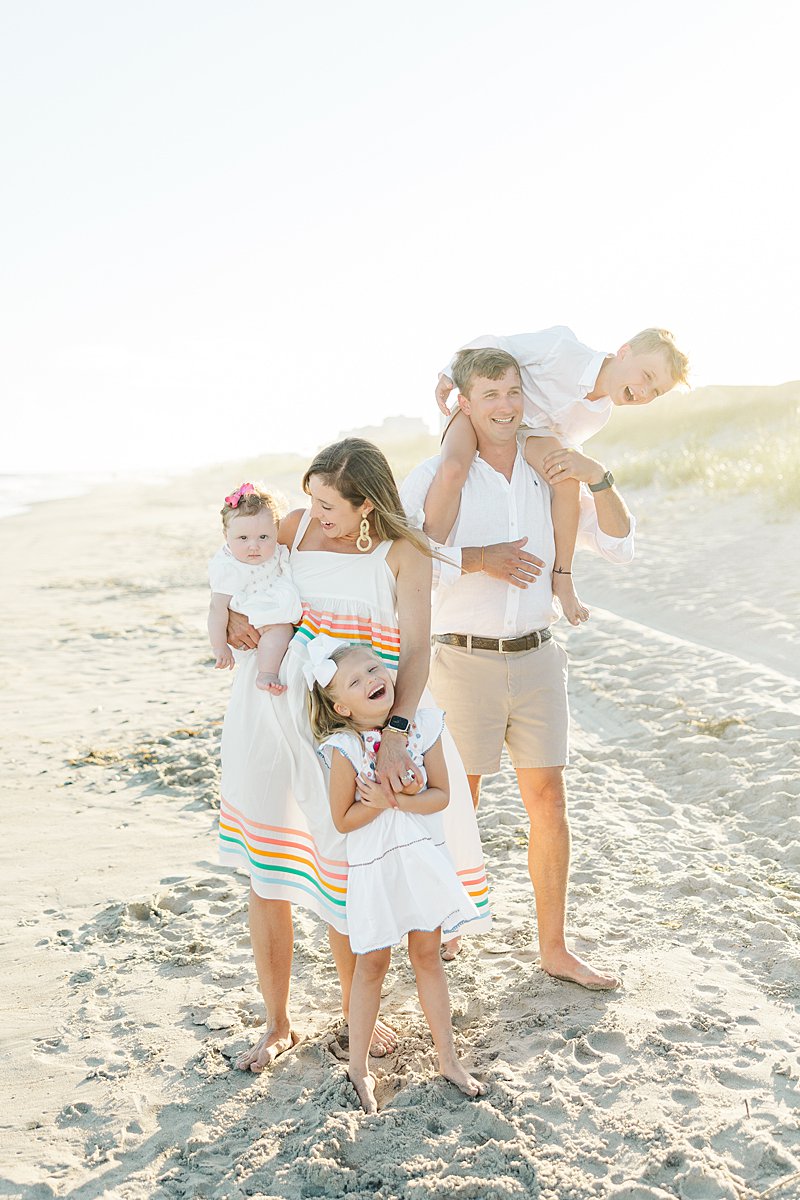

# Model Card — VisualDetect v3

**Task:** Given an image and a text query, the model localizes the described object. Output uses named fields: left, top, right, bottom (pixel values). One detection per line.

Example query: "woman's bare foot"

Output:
left=348, top=1068, right=378, bottom=1114
left=338, top=1018, right=398, bottom=1057
left=369, top=1018, right=398, bottom=1058
left=235, top=1027, right=298, bottom=1072
left=439, top=1058, right=486, bottom=1098
left=552, top=572, right=589, bottom=626
left=441, top=936, right=462, bottom=962
left=256, top=671, right=287, bottom=694
left=540, top=948, right=619, bottom=991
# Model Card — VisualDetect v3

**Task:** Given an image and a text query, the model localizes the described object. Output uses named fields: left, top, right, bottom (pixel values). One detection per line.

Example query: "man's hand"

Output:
left=542, top=448, right=608, bottom=487
left=470, top=537, right=544, bottom=590
left=213, top=646, right=235, bottom=670
left=435, top=373, right=455, bottom=416
left=226, top=609, right=260, bottom=650
left=375, top=731, right=423, bottom=799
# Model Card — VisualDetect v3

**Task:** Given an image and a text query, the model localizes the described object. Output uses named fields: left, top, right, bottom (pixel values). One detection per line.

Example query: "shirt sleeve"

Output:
left=575, top=491, right=636, bottom=564
left=399, top=461, right=463, bottom=588
left=208, top=547, right=242, bottom=595
left=440, top=326, right=576, bottom=380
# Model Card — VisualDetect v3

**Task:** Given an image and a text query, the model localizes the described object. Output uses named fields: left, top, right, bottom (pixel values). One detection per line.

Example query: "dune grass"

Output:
left=590, top=382, right=800, bottom=510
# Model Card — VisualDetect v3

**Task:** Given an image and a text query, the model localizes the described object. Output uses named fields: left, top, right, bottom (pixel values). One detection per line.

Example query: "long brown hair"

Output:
left=302, top=438, right=432, bottom=557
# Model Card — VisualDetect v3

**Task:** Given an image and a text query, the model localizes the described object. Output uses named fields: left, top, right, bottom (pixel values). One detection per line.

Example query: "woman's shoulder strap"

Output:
left=286, top=506, right=313, bottom=551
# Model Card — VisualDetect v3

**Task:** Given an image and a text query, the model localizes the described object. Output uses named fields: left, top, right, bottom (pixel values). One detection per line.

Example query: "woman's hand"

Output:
left=356, top=774, right=397, bottom=810
left=226, top=609, right=260, bottom=650
left=375, top=733, right=423, bottom=796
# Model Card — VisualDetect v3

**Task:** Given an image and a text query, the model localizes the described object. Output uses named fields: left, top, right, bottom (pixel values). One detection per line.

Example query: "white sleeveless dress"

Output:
left=319, top=710, right=480, bottom=954
left=218, top=509, right=491, bottom=937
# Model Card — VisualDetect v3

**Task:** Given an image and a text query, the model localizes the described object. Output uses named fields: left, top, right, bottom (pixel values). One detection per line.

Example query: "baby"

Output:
left=208, top=482, right=302, bottom=693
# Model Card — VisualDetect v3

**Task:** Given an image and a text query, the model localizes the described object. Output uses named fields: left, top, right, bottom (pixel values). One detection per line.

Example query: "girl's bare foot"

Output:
left=256, top=671, right=287, bottom=694
left=439, top=1058, right=486, bottom=1098
left=441, top=936, right=462, bottom=962
left=552, top=572, right=589, bottom=626
left=235, top=1027, right=298, bottom=1072
left=348, top=1068, right=378, bottom=1114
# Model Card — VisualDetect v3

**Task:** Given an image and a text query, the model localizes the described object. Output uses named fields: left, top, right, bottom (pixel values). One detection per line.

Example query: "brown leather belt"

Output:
left=432, top=629, right=552, bottom=653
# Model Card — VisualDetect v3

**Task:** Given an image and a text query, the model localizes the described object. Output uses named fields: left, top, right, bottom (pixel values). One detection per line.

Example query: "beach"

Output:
left=1, top=442, right=799, bottom=1200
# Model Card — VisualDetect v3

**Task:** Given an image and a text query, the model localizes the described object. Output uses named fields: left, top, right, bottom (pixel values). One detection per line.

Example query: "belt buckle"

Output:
left=531, top=630, right=541, bottom=650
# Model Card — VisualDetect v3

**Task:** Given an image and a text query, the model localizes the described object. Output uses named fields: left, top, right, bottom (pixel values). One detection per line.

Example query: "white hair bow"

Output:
left=302, top=634, right=347, bottom=691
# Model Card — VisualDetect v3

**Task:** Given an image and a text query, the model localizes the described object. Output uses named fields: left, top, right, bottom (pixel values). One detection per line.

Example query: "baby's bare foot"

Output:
left=348, top=1068, right=378, bottom=1114
left=552, top=572, right=590, bottom=626
left=440, top=1058, right=486, bottom=1098
left=256, top=671, right=287, bottom=694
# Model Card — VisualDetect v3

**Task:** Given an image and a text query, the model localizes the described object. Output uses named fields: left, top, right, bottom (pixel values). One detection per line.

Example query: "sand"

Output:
left=1, top=466, right=798, bottom=1200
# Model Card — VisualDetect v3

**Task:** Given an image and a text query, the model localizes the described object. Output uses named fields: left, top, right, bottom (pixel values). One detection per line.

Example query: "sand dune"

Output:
left=1, top=467, right=798, bottom=1200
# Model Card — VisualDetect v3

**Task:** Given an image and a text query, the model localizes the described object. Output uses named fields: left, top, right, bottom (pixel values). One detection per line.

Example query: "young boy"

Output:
left=426, top=326, right=689, bottom=625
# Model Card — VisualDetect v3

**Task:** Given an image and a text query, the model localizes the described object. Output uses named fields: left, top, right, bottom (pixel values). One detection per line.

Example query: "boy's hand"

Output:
left=226, top=608, right=260, bottom=650
left=214, top=647, right=235, bottom=670
left=356, top=774, right=398, bottom=810
left=542, top=448, right=607, bottom=487
left=435, top=373, right=455, bottom=415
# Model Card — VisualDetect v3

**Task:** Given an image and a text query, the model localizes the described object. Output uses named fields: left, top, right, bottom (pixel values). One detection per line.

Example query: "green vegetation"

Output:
left=590, top=382, right=800, bottom=510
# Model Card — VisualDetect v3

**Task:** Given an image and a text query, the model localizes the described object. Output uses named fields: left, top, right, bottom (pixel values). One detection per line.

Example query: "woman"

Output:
left=220, top=439, right=490, bottom=1071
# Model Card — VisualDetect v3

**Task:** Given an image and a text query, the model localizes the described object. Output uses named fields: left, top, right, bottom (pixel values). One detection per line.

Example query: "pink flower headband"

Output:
left=224, top=482, right=255, bottom=508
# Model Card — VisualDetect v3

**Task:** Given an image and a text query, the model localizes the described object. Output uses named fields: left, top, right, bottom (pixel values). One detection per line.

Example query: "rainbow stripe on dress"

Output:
left=219, top=797, right=349, bottom=917
left=219, top=794, right=490, bottom=922
left=292, top=603, right=401, bottom=668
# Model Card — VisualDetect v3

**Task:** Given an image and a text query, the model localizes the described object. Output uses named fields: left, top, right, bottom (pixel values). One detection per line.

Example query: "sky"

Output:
left=2, top=0, right=799, bottom=474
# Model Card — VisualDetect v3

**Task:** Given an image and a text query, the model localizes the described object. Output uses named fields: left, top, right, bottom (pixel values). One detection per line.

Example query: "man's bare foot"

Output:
left=441, top=936, right=462, bottom=962
left=439, top=1058, right=486, bottom=1098
left=235, top=1027, right=298, bottom=1072
left=348, top=1068, right=378, bottom=1113
left=552, top=573, right=589, bottom=626
left=256, top=671, right=287, bottom=694
left=540, top=948, right=619, bottom=991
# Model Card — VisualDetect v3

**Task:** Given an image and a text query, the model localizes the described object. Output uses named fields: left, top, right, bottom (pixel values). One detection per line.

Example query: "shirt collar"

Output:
left=579, top=351, right=612, bottom=409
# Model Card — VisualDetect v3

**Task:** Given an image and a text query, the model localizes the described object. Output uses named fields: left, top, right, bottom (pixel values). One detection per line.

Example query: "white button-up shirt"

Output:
left=400, top=451, right=635, bottom=639
left=442, top=326, right=611, bottom=447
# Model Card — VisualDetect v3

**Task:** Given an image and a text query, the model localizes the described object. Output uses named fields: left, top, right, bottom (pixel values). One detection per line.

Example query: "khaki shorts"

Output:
left=429, top=637, right=569, bottom=775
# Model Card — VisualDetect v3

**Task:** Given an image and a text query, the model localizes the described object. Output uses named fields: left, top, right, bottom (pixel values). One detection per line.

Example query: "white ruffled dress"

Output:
left=318, top=710, right=480, bottom=954
left=208, top=543, right=302, bottom=628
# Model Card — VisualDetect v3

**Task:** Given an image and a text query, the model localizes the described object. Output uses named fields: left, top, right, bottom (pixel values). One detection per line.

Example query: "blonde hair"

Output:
left=451, top=348, right=521, bottom=397
left=303, top=438, right=432, bottom=558
left=308, top=644, right=369, bottom=741
left=220, top=484, right=285, bottom=531
left=627, top=329, right=690, bottom=387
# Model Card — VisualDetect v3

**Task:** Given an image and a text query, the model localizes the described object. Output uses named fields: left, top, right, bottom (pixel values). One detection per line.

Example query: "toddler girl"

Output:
left=307, top=634, right=485, bottom=1114
left=208, top=482, right=302, bottom=693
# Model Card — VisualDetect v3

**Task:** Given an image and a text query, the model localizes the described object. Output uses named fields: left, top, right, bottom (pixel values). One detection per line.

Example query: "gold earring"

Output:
left=357, top=516, right=373, bottom=552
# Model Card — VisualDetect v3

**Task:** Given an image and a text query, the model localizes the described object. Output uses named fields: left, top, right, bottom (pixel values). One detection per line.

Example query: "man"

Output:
left=401, top=348, right=635, bottom=989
